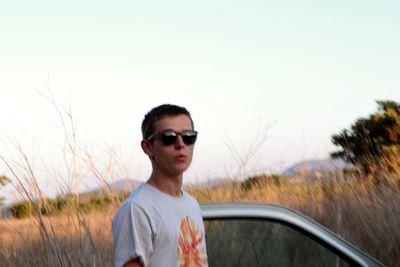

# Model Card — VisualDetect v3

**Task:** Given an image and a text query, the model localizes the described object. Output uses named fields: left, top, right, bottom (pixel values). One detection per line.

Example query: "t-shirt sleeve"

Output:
left=112, top=203, right=154, bottom=267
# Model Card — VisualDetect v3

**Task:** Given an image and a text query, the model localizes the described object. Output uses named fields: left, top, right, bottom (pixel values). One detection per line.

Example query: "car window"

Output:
left=205, top=218, right=355, bottom=267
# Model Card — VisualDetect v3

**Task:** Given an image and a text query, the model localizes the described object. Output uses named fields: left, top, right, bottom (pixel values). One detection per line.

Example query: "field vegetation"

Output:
left=0, top=99, right=399, bottom=266
left=0, top=168, right=399, bottom=266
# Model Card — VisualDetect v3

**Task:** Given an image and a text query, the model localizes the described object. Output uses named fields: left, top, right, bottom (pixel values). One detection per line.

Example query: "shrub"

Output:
left=11, top=201, right=33, bottom=218
left=241, top=174, right=286, bottom=192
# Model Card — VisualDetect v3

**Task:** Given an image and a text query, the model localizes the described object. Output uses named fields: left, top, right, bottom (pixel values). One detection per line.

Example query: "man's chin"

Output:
left=171, top=164, right=190, bottom=176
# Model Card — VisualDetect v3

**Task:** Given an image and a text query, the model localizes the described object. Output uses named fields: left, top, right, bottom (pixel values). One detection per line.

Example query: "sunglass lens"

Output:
left=182, top=131, right=197, bottom=145
left=161, top=131, right=178, bottom=145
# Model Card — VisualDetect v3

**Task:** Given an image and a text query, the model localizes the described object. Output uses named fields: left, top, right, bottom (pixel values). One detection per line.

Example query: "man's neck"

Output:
left=147, top=172, right=183, bottom=197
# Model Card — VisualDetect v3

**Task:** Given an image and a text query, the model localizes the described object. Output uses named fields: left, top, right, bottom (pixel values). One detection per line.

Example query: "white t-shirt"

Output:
left=112, top=183, right=208, bottom=267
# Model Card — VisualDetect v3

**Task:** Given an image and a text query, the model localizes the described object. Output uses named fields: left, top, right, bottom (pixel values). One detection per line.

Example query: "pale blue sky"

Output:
left=1, top=1, right=399, bottom=198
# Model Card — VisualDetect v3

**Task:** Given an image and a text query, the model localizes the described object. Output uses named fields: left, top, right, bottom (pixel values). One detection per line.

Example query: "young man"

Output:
left=112, top=104, right=208, bottom=267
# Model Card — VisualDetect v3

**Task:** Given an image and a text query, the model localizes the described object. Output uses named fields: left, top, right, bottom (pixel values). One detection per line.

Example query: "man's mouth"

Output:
left=174, top=155, right=187, bottom=161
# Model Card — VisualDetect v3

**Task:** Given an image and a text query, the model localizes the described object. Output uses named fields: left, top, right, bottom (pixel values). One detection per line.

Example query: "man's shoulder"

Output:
left=182, top=191, right=196, bottom=200
left=114, top=184, right=148, bottom=213
left=182, top=191, right=202, bottom=208
left=113, top=183, right=163, bottom=223
left=120, top=183, right=157, bottom=207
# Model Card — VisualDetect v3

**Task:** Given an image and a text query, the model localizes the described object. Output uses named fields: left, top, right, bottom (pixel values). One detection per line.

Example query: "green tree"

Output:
left=0, top=175, right=10, bottom=206
left=331, top=100, right=400, bottom=174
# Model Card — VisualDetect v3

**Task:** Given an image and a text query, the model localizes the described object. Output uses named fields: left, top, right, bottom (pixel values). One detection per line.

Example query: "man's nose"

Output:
left=175, top=135, right=185, bottom=148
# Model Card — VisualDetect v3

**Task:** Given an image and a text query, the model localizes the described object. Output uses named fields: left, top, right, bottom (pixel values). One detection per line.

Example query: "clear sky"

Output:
left=1, top=1, right=399, bottom=199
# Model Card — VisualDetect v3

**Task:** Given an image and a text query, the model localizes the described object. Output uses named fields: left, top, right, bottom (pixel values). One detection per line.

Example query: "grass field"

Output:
left=0, top=171, right=399, bottom=266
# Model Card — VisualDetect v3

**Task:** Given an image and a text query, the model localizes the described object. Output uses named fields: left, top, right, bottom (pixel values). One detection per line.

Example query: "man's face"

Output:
left=147, top=114, right=195, bottom=177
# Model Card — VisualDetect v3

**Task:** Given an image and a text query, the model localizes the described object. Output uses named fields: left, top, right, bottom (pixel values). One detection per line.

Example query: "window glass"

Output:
left=205, top=219, right=354, bottom=267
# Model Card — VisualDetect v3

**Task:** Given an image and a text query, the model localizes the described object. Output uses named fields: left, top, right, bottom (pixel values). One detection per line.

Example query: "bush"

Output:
left=241, top=174, right=286, bottom=192
left=40, top=198, right=69, bottom=216
left=11, top=201, right=33, bottom=218
left=10, top=193, right=128, bottom=218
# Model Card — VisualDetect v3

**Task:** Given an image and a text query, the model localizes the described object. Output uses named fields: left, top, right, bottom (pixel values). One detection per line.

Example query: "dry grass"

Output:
left=0, top=171, right=399, bottom=266
left=0, top=209, right=116, bottom=267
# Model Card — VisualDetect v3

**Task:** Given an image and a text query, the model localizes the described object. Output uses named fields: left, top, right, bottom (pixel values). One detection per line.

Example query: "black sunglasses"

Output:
left=147, top=130, right=198, bottom=146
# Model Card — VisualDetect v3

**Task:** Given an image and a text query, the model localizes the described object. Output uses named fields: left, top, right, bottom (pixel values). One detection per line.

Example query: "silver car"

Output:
left=201, top=203, right=384, bottom=267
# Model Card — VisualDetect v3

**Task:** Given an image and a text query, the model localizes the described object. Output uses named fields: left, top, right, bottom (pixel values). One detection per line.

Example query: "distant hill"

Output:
left=92, top=178, right=141, bottom=194
left=283, top=158, right=352, bottom=177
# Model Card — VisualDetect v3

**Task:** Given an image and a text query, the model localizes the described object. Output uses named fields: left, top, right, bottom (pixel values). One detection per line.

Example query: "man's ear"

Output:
left=141, top=140, right=153, bottom=159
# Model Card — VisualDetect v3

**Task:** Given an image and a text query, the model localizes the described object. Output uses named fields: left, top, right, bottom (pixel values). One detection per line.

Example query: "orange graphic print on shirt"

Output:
left=177, top=216, right=208, bottom=267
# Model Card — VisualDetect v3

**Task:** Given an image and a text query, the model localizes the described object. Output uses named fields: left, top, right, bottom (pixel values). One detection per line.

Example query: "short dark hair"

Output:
left=141, top=104, right=194, bottom=140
